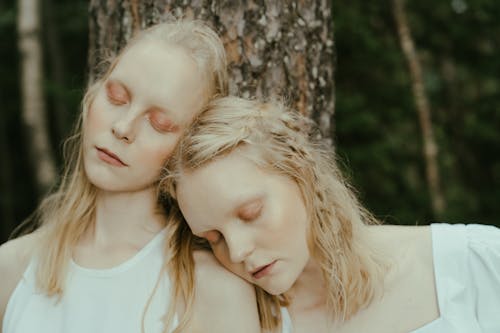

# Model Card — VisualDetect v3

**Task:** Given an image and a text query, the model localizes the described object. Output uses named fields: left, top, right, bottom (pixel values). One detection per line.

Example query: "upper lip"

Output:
left=96, top=147, right=128, bottom=166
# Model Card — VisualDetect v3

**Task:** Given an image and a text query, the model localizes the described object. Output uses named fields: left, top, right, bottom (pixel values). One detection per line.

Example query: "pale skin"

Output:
left=176, top=149, right=441, bottom=333
left=0, top=39, right=260, bottom=332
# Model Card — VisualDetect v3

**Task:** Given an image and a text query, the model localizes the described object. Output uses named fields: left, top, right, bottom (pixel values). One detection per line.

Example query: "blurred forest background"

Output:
left=1, top=0, right=499, bottom=244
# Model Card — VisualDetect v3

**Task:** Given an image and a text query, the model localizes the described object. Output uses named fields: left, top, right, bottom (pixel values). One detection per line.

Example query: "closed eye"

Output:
left=148, top=109, right=179, bottom=133
left=238, top=200, right=263, bottom=222
left=106, top=81, right=130, bottom=105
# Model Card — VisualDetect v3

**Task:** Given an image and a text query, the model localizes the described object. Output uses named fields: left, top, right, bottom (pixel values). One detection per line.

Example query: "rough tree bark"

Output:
left=392, top=0, right=445, bottom=216
left=18, top=0, right=57, bottom=197
left=88, top=0, right=335, bottom=141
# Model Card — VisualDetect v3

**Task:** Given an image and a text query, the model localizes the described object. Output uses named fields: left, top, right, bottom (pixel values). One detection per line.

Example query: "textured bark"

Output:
left=393, top=0, right=445, bottom=216
left=88, top=0, right=335, bottom=141
left=18, top=0, right=57, bottom=197
left=43, top=0, right=71, bottom=140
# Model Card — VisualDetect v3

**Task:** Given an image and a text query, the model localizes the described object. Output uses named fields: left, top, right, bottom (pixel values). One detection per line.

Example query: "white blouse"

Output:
left=281, top=223, right=500, bottom=333
left=3, top=229, right=178, bottom=333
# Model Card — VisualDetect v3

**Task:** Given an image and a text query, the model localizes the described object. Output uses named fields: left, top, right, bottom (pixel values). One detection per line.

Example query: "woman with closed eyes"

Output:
left=0, top=21, right=261, bottom=333
left=162, top=96, right=500, bottom=333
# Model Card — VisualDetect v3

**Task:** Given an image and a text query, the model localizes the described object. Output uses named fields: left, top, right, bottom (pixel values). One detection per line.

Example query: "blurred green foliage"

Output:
left=1, top=0, right=499, bottom=243
left=0, top=0, right=88, bottom=243
left=333, top=0, right=500, bottom=226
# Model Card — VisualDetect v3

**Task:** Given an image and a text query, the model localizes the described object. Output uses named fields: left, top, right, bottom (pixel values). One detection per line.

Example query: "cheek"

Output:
left=137, top=137, right=178, bottom=167
left=85, top=98, right=112, bottom=138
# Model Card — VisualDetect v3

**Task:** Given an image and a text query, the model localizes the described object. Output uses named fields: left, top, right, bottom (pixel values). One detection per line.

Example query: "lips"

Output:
left=96, top=147, right=128, bottom=167
left=250, top=260, right=277, bottom=279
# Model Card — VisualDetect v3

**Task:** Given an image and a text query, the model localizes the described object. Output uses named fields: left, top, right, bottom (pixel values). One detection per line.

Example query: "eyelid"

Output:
left=148, top=110, right=179, bottom=133
left=238, top=200, right=263, bottom=221
left=106, top=81, right=130, bottom=104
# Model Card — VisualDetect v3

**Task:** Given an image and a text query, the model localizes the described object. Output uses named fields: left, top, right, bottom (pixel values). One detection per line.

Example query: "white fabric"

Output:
left=3, top=229, right=179, bottom=333
left=413, top=223, right=500, bottom=332
left=280, top=306, right=293, bottom=333
left=279, top=223, right=500, bottom=333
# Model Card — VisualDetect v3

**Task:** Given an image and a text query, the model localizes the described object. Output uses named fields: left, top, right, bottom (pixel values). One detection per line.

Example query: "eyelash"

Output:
left=148, top=115, right=177, bottom=133
left=108, top=95, right=127, bottom=105
left=105, top=88, right=175, bottom=134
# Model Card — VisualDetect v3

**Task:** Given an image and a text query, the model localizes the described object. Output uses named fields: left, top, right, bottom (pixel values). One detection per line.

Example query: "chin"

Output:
left=84, top=163, right=124, bottom=192
left=259, top=275, right=296, bottom=296
left=86, top=172, right=121, bottom=192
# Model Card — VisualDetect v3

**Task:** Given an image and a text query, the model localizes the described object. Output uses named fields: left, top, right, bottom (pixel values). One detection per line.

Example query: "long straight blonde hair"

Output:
left=21, top=19, right=229, bottom=333
left=161, top=96, right=388, bottom=326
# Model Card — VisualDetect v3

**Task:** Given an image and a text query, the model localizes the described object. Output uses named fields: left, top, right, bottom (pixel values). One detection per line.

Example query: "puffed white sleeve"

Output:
left=466, top=223, right=500, bottom=333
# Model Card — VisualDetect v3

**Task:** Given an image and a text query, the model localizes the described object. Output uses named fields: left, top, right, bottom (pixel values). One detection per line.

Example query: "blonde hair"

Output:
left=161, top=96, right=388, bottom=326
left=159, top=197, right=284, bottom=332
left=22, top=19, right=227, bottom=333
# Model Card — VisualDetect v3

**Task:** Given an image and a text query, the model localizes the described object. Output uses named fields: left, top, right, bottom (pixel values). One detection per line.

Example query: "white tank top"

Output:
left=280, top=306, right=293, bottom=333
left=3, top=229, right=179, bottom=333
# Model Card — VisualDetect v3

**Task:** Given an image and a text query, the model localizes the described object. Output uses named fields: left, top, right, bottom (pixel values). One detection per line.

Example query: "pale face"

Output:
left=176, top=151, right=311, bottom=295
left=83, top=39, right=206, bottom=192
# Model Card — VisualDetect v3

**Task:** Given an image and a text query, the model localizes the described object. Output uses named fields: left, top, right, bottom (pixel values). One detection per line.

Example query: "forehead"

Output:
left=109, top=40, right=206, bottom=120
left=178, top=152, right=264, bottom=198
left=176, top=153, right=264, bottom=218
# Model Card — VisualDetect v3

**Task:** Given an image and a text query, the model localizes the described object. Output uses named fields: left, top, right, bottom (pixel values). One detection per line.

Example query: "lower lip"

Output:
left=96, top=148, right=126, bottom=167
left=253, top=260, right=277, bottom=279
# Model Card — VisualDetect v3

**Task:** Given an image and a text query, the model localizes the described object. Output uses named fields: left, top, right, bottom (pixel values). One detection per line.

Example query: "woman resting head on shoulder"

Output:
left=162, top=96, right=500, bottom=333
left=0, top=20, right=261, bottom=333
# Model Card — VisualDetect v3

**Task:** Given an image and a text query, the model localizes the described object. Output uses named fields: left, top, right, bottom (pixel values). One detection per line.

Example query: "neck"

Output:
left=87, top=186, right=166, bottom=246
left=286, top=224, right=383, bottom=314
left=286, top=257, right=327, bottom=312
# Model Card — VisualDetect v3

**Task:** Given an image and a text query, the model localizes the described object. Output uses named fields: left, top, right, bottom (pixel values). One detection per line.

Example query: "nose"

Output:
left=224, top=227, right=254, bottom=264
left=111, top=112, right=137, bottom=143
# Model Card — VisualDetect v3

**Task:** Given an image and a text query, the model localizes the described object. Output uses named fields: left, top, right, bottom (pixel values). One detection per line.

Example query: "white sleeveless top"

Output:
left=279, top=223, right=500, bottom=333
left=3, top=229, right=179, bottom=333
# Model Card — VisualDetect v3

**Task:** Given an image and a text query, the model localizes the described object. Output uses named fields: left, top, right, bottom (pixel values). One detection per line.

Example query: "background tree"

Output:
left=334, top=0, right=500, bottom=224
left=392, top=0, right=445, bottom=217
left=18, top=0, right=56, bottom=197
left=0, top=0, right=87, bottom=243
left=88, top=0, right=335, bottom=140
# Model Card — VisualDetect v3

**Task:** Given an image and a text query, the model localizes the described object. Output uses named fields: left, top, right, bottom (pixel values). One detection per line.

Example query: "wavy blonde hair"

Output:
left=161, top=96, right=388, bottom=326
left=21, top=19, right=228, bottom=333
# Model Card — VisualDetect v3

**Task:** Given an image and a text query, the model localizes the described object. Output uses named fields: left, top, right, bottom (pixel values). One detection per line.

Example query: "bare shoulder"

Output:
left=192, top=250, right=256, bottom=304
left=368, top=224, right=435, bottom=286
left=361, top=225, right=439, bottom=331
left=0, top=232, right=41, bottom=320
left=189, top=250, right=260, bottom=333
left=369, top=224, right=433, bottom=261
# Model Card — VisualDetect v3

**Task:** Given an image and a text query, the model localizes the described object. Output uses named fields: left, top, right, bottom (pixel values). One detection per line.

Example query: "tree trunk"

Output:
left=88, top=0, right=335, bottom=141
left=43, top=0, right=71, bottom=142
left=392, top=0, right=445, bottom=217
left=0, top=115, right=15, bottom=243
left=18, top=0, right=56, bottom=197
